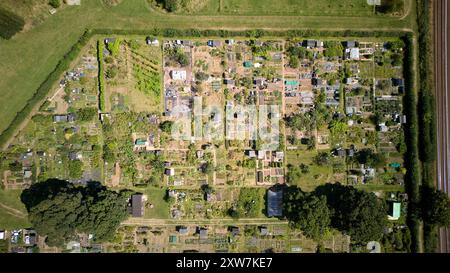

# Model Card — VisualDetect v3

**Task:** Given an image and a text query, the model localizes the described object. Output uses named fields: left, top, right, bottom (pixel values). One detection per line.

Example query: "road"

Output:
left=433, top=0, right=450, bottom=253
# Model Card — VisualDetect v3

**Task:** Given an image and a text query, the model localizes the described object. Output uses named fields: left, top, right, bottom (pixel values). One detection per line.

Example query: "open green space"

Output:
left=197, top=0, right=377, bottom=16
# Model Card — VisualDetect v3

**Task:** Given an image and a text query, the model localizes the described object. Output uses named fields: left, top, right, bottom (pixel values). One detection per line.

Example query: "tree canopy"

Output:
left=21, top=179, right=132, bottom=247
left=284, top=187, right=331, bottom=240
left=422, top=187, right=450, bottom=227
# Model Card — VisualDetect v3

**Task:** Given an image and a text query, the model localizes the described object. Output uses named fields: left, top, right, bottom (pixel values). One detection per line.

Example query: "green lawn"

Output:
left=0, top=189, right=30, bottom=230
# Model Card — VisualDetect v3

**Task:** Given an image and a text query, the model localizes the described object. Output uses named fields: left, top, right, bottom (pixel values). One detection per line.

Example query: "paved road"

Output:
left=434, top=0, right=450, bottom=253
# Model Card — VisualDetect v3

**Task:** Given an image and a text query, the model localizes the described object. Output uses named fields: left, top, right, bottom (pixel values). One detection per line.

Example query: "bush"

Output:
left=49, top=0, right=61, bottom=8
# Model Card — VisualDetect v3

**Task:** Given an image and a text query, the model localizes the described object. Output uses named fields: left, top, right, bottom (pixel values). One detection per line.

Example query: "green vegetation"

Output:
left=422, top=187, right=450, bottom=227
left=142, top=187, right=170, bottom=219
left=377, top=0, right=404, bottom=14
left=0, top=6, right=24, bottom=39
left=0, top=189, right=30, bottom=230
left=165, top=46, right=189, bottom=66
left=68, top=160, right=83, bottom=179
left=315, top=183, right=387, bottom=244
left=76, top=107, right=97, bottom=122
left=402, top=34, right=421, bottom=253
left=165, top=0, right=394, bottom=16
left=159, top=120, right=174, bottom=133
left=97, top=40, right=106, bottom=111
left=21, top=179, right=132, bottom=247
left=48, top=0, right=61, bottom=9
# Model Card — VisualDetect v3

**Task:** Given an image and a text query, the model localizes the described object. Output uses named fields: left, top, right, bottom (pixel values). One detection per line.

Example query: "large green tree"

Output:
left=21, top=179, right=131, bottom=247
left=284, top=187, right=331, bottom=240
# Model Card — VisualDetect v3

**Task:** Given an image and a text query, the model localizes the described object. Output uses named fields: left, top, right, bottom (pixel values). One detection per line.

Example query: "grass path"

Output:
left=0, top=1, right=416, bottom=136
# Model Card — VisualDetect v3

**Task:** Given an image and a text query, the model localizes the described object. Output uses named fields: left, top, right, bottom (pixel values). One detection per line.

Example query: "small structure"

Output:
left=388, top=202, right=401, bottom=220
left=129, top=194, right=145, bottom=217
left=0, top=230, right=5, bottom=240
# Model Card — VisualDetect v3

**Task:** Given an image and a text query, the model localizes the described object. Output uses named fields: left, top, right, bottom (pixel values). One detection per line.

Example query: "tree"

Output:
left=315, top=183, right=386, bottom=243
left=21, top=179, right=131, bottom=247
left=159, top=120, right=174, bottom=134
left=49, top=0, right=61, bottom=8
left=422, top=187, right=450, bottom=227
left=284, top=187, right=331, bottom=240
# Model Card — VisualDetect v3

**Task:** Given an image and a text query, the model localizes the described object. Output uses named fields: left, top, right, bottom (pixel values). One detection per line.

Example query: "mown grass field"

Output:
left=0, top=0, right=414, bottom=136
left=141, top=187, right=170, bottom=219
